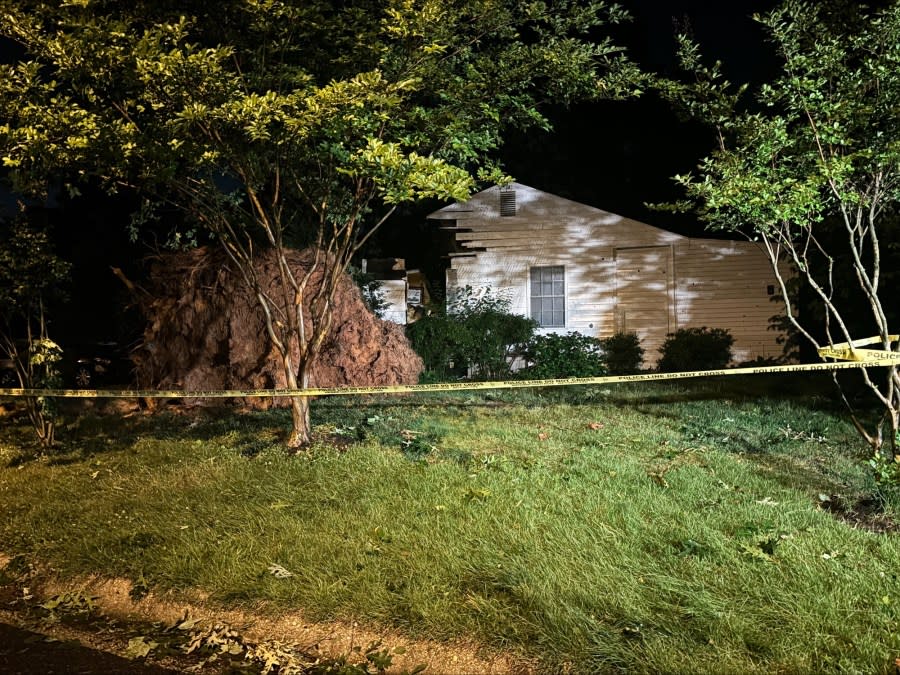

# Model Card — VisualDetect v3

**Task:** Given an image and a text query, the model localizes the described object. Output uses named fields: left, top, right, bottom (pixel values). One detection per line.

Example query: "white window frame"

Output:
left=530, top=265, right=565, bottom=327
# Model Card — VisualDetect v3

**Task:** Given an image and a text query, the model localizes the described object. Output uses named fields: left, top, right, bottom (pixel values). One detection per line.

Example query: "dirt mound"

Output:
left=133, top=247, right=422, bottom=404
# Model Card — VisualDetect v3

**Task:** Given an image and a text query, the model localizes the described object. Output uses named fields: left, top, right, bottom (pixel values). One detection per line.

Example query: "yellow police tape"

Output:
left=816, top=335, right=900, bottom=362
left=0, top=351, right=896, bottom=399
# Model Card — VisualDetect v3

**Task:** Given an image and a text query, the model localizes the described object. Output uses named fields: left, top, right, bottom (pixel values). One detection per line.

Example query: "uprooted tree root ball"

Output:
left=133, top=246, right=423, bottom=406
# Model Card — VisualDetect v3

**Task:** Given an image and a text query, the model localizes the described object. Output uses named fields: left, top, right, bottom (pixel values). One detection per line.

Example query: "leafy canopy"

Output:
left=655, top=0, right=900, bottom=455
left=0, top=0, right=642, bottom=224
left=0, top=0, right=643, bottom=447
left=657, top=1, right=900, bottom=241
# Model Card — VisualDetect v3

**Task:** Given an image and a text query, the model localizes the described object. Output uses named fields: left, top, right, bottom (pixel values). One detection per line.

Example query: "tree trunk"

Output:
left=282, top=345, right=312, bottom=451
left=287, top=395, right=311, bottom=449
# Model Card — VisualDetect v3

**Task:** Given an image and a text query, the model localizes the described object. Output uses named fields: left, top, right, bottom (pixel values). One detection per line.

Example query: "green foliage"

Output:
left=0, top=215, right=69, bottom=448
left=1, top=381, right=898, bottom=673
left=0, top=0, right=644, bottom=447
left=600, top=331, right=644, bottom=374
left=406, top=287, right=536, bottom=380
left=869, top=452, right=900, bottom=487
left=0, top=217, right=70, bottom=319
left=404, top=313, right=459, bottom=379
left=0, top=1, right=641, bottom=210
left=870, top=432, right=900, bottom=488
left=654, top=0, right=900, bottom=455
left=520, top=331, right=606, bottom=379
left=25, top=337, right=63, bottom=436
left=657, top=327, right=734, bottom=373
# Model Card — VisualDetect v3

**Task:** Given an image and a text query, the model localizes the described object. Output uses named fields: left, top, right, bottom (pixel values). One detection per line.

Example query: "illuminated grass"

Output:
left=1, top=377, right=898, bottom=673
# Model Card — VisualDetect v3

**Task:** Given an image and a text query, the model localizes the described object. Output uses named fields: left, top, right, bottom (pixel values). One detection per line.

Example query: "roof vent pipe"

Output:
left=499, top=189, right=516, bottom=216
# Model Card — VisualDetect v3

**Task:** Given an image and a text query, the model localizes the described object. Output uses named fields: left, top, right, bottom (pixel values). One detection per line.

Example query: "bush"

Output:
left=658, top=327, right=734, bottom=373
left=600, top=332, right=644, bottom=374
left=520, top=332, right=606, bottom=379
left=406, top=287, right=536, bottom=381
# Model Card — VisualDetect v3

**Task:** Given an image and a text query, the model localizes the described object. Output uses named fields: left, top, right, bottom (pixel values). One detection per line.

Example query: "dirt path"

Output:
left=0, top=553, right=535, bottom=675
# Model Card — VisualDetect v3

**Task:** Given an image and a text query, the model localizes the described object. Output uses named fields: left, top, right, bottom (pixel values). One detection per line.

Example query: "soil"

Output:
left=0, top=622, right=179, bottom=675
left=133, top=247, right=423, bottom=404
left=819, top=494, right=900, bottom=534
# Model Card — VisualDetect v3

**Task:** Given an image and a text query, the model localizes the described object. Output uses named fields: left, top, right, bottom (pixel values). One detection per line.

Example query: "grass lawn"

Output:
left=1, top=375, right=899, bottom=673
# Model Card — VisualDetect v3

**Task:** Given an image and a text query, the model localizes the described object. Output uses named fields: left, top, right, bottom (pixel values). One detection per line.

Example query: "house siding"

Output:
left=434, top=184, right=789, bottom=367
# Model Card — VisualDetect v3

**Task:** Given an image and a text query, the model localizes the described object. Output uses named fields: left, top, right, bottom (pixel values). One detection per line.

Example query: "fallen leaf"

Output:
left=588, top=422, right=605, bottom=430
left=268, top=563, right=294, bottom=578
left=125, top=636, right=158, bottom=659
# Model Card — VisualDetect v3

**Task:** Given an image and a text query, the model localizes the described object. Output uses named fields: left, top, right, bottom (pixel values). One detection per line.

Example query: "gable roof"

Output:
left=426, top=182, right=685, bottom=241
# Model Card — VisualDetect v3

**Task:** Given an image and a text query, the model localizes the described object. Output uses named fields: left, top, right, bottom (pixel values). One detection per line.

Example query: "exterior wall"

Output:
left=614, top=246, right=675, bottom=361
left=378, top=279, right=408, bottom=325
left=673, top=239, right=786, bottom=363
left=436, top=184, right=789, bottom=367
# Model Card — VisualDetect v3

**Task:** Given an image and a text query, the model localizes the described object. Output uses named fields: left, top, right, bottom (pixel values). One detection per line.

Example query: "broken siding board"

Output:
left=457, top=247, right=612, bottom=257
left=460, top=241, right=605, bottom=252
left=449, top=226, right=570, bottom=236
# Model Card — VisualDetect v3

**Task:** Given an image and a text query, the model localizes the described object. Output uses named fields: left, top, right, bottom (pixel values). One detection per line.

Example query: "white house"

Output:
left=428, top=183, right=790, bottom=366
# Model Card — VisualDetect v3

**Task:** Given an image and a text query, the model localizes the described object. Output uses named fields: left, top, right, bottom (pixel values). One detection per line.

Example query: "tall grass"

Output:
left=1, top=376, right=898, bottom=673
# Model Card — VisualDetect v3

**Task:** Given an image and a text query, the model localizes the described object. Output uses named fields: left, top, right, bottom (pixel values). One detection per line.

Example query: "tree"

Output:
left=0, top=207, right=70, bottom=448
left=0, top=0, right=643, bottom=449
left=656, top=0, right=900, bottom=459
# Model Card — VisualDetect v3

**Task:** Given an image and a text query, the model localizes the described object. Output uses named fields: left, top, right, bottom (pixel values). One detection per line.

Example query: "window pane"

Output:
left=529, top=265, right=565, bottom=327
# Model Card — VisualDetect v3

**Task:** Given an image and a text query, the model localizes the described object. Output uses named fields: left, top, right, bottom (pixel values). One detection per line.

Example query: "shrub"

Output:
left=657, top=327, right=734, bottom=372
left=406, top=286, right=536, bottom=380
left=600, top=332, right=644, bottom=374
left=405, top=313, right=458, bottom=378
left=520, top=332, right=606, bottom=379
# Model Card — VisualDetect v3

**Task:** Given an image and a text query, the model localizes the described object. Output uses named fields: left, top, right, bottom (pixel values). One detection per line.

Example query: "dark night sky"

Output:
left=1, top=0, right=781, bottom=344
left=498, top=0, right=780, bottom=231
